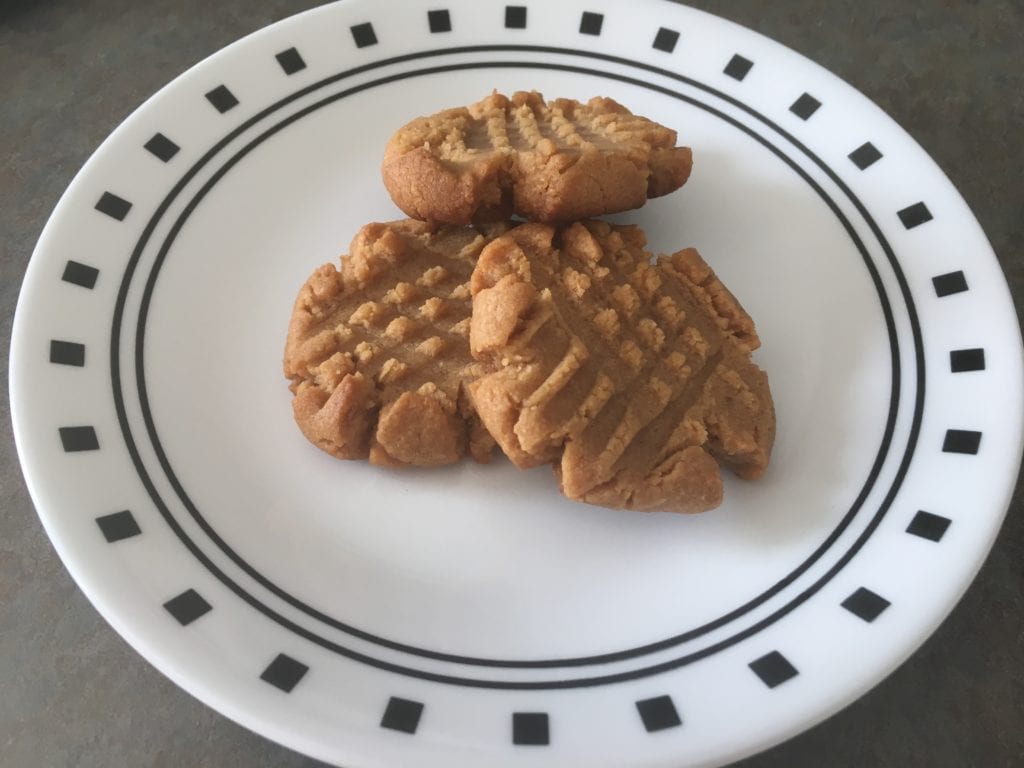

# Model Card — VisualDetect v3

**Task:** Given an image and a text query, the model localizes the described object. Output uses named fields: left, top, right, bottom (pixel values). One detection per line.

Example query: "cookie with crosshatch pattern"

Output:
left=468, top=220, right=775, bottom=513
left=284, top=219, right=509, bottom=466
left=382, top=91, right=693, bottom=224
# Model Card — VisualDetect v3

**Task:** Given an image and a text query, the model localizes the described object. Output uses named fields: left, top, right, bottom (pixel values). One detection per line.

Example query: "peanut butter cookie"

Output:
left=382, top=91, right=693, bottom=224
left=468, top=220, right=774, bottom=512
left=284, top=219, right=506, bottom=466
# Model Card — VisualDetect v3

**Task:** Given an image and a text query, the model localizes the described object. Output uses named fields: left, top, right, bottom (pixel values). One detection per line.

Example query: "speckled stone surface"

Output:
left=1, top=1, right=1021, bottom=766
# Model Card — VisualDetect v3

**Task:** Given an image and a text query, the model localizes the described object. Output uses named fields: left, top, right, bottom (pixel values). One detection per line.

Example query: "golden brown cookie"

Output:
left=284, top=219, right=505, bottom=467
left=468, top=221, right=774, bottom=513
left=382, top=91, right=693, bottom=224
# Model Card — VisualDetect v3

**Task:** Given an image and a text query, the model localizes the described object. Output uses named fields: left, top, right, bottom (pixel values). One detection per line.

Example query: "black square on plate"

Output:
left=942, top=429, right=981, bottom=455
left=636, top=695, right=682, bottom=732
left=906, top=510, right=951, bottom=542
left=724, top=54, right=753, bottom=81
left=59, top=426, right=99, bottom=452
left=579, top=11, right=603, bottom=35
left=163, top=589, right=212, bottom=626
left=94, top=192, right=132, bottom=221
left=932, top=270, right=968, bottom=297
left=95, top=510, right=141, bottom=542
left=841, top=587, right=890, bottom=622
left=898, top=202, right=933, bottom=230
left=512, top=712, right=549, bottom=745
left=950, top=348, right=985, bottom=372
left=62, top=261, right=99, bottom=289
left=749, top=651, right=798, bottom=688
left=276, top=47, right=306, bottom=75
left=849, top=141, right=882, bottom=170
left=505, top=6, right=527, bottom=28
left=380, top=697, right=424, bottom=734
left=428, top=9, right=451, bottom=33
left=652, top=27, right=679, bottom=53
left=50, top=340, right=85, bottom=367
left=144, top=132, right=180, bottom=162
left=351, top=22, right=378, bottom=47
left=205, top=85, right=239, bottom=113
left=260, top=653, right=308, bottom=692
left=789, top=93, right=821, bottom=120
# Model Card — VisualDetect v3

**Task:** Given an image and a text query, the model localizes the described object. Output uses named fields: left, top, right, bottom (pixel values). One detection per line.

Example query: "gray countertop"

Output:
left=2, top=1, right=1022, bottom=766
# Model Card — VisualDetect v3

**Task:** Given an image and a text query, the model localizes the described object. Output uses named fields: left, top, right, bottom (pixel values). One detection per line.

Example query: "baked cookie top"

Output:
left=468, top=220, right=774, bottom=513
left=382, top=91, right=693, bottom=224
left=284, top=219, right=503, bottom=467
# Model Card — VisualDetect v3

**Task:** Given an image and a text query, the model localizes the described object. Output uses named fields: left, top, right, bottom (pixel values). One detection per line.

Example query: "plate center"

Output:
left=140, top=81, right=894, bottom=659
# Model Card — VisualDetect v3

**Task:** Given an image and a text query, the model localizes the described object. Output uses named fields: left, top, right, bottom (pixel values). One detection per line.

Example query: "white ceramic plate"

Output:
left=10, top=1, right=1023, bottom=766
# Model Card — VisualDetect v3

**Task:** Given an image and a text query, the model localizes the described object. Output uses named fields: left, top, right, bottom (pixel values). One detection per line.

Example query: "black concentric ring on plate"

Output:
left=110, top=45, right=924, bottom=689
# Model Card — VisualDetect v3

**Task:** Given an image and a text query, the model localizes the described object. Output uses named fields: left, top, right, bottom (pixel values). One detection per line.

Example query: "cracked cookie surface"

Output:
left=382, top=91, right=693, bottom=224
left=284, top=219, right=504, bottom=466
left=468, top=220, right=774, bottom=512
